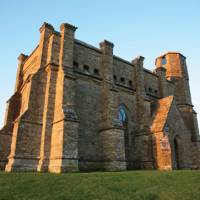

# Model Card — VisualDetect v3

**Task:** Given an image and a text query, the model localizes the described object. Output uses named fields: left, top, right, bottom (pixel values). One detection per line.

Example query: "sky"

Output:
left=0, top=0, right=199, bottom=127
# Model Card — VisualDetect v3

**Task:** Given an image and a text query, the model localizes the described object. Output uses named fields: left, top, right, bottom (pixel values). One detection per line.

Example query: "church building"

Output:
left=0, top=22, right=200, bottom=172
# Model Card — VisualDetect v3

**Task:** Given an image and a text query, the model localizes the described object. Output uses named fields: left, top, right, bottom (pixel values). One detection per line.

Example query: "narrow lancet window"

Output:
left=118, top=105, right=127, bottom=127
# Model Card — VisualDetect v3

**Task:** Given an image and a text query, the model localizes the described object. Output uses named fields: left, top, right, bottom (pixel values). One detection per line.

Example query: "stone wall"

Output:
left=0, top=22, right=200, bottom=172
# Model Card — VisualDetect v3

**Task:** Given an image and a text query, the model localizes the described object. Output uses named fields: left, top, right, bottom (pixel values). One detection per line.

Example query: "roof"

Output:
left=156, top=52, right=186, bottom=59
left=150, top=95, right=174, bottom=133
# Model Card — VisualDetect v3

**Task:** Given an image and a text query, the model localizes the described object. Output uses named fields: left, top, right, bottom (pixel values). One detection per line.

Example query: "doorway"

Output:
left=172, top=137, right=180, bottom=169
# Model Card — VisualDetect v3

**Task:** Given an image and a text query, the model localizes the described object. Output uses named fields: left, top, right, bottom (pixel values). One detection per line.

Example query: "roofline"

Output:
left=156, top=52, right=186, bottom=59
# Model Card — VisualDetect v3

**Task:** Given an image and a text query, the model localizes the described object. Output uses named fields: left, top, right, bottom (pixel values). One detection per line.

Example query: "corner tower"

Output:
left=155, top=52, right=200, bottom=141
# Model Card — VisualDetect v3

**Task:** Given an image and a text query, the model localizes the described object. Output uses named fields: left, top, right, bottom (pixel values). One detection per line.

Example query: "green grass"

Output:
left=0, top=170, right=200, bottom=200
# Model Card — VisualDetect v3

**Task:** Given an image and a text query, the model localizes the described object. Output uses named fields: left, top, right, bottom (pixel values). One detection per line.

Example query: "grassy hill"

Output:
left=0, top=170, right=200, bottom=200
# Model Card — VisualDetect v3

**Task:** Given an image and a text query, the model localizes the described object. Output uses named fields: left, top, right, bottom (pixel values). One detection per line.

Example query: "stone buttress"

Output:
left=5, top=23, right=54, bottom=171
left=48, top=23, right=79, bottom=173
left=132, top=57, right=154, bottom=169
left=0, top=22, right=200, bottom=172
left=98, top=40, right=126, bottom=171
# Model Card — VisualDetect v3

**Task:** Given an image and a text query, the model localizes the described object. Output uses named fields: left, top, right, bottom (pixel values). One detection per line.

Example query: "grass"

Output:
left=0, top=170, right=200, bottom=200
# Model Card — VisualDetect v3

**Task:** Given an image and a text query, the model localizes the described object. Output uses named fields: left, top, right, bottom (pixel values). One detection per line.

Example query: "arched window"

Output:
left=118, top=105, right=127, bottom=127
left=83, top=65, right=90, bottom=74
left=118, top=104, right=130, bottom=168
left=162, top=57, right=167, bottom=65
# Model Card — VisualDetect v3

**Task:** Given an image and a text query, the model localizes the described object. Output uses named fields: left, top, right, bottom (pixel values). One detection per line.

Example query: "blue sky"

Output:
left=0, top=0, right=199, bottom=127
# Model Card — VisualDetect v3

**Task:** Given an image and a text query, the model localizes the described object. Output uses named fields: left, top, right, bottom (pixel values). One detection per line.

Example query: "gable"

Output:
left=150, top=96, right=174, bottom=133
left=150, top=95, right=189, bottom=137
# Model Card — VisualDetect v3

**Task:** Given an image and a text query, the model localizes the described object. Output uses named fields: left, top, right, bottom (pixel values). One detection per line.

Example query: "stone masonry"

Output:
left=0, top=22, right=200, bottom=172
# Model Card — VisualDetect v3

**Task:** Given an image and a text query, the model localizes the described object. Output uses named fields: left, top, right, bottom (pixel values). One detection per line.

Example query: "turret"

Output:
left=155, top=52, right=199, bottom=141
left=155, top=52, right=192, bottom=105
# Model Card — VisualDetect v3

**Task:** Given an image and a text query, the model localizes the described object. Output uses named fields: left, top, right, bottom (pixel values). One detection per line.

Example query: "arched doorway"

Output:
left=118, top=105, right=130, bottom=169
left=172, top=137, right=180, bottom=169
